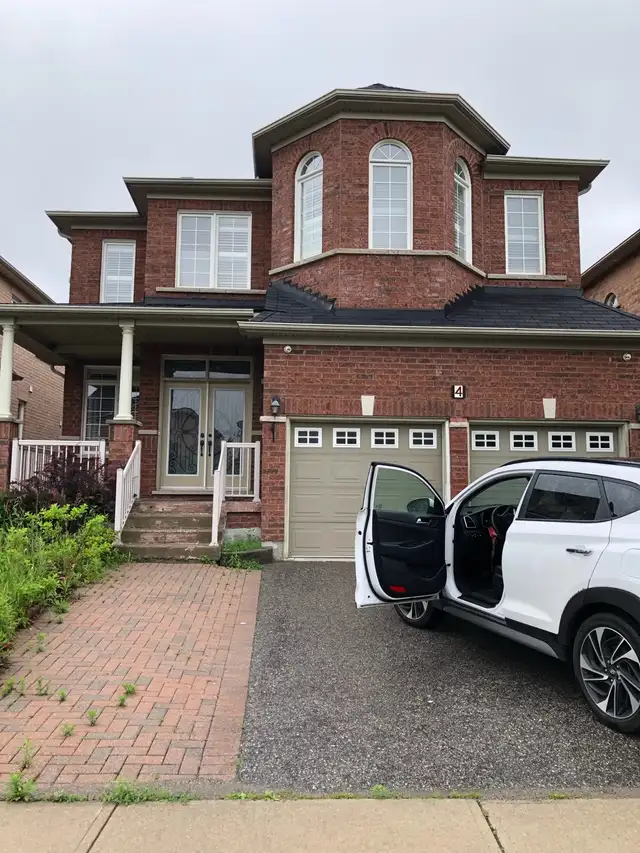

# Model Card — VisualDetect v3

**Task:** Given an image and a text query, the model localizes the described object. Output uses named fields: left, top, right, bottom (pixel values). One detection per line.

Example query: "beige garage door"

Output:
left=469, top=423, right=621, bottom=481
left=289, top=422, right=444, bottom=558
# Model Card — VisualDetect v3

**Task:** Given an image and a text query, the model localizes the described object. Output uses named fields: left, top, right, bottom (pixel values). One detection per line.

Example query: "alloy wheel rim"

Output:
left=580, top=626, right=640, bottom=719
left=397, top=601, right=428, bottom=622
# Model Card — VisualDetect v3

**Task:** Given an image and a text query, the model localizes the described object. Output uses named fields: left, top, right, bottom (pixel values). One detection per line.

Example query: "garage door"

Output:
left=289, top=421, right=444, bottom=558
left=469, top=424, right=620, bottom=481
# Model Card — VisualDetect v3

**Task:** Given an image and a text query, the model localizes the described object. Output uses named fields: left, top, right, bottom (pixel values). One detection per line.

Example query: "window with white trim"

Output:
left=472, top=431, right=499, bottom=450
left=294, top=428, right=322, bottom=447
left=295, top=153, right=323, bottom=261
left=369, top=141, right=412, bottom=250
left=510, top=431, right=538, bottom=451
left=586, top=432, right=614, bottom=452
left=548, top=432, right=576, bottom=451
left=177, top=213, right=251, bottom=289
left=333, top=428, right=360, bottom=448
left=101, top=241, right=135, bottom=303
left=409, top=429, right=438, bottom=449
left=604, top=292, right=620, bottom=308
left=454, top=159, right=472, bottom=263
left=371, top=428, right=399, bottom=448
left=83, top=367, right=140, bottom=440
left=505, top=193, right=545, bottom=274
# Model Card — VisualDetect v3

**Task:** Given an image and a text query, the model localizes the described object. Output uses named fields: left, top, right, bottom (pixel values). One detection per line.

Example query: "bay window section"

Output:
left=177, top=213, right=251, bottom=289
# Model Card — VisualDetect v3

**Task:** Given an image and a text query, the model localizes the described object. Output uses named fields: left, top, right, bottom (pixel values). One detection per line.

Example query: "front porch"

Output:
left=0, top=303, right=265, bottom=548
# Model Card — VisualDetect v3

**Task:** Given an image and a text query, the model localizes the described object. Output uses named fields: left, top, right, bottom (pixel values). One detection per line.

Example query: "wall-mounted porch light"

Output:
left=270, top=395, right=281, bottom=441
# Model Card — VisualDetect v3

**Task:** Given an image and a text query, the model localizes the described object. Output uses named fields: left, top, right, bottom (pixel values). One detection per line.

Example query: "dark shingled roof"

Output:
left=254, top=279, right=640, bottom=331
left=144, top=294, right=265, bottom=311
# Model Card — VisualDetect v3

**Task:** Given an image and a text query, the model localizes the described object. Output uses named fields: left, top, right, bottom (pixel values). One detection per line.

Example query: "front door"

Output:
left=161, top=384, right=247, bottom=490
left=355, top=463, right=447, bottom=608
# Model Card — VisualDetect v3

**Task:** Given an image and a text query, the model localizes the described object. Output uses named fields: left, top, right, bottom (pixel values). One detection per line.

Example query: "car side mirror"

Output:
left=407, top=497, right=434, bottom=515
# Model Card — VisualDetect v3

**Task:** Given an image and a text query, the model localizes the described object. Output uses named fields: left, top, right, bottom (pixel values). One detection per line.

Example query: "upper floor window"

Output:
left=505, top=193, right=545, bottom=275
left=604, top=292, right=620, bottom=308
left=177, top=213, right=251, bottom=289
left=454, top=159, right=472, bottom=263
left=369, top=141, right=412, bottom=250
left=294, top=153, right=323, bottom=261
left=101, top=241, right=135, bottom=303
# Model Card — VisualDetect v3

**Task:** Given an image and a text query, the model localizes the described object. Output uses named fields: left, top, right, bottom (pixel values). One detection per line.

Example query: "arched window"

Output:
left=369, top=141, right=412, bottom=249
left=454, top=159, right=472, bottom=263
left=604, top=292, right=620, bottom=308
left=294, top=153, right=323, bottom=261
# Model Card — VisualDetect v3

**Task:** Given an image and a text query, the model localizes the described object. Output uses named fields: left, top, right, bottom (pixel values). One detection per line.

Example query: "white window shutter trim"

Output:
left=102, top=242, right=135, bottom=303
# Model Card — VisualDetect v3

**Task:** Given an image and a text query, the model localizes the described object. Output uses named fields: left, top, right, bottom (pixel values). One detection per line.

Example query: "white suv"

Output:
left=355, top=458, right=640, bottom=733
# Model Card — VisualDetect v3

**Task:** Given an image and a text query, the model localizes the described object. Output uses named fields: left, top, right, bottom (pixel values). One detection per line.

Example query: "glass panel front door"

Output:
left=207, top=388, right=246, bottom=488
left=163, top=384, right=205, bottom=488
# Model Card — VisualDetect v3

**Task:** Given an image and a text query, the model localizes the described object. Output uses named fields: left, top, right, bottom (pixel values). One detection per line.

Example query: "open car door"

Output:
left=355, top=463, right=447, bottom=608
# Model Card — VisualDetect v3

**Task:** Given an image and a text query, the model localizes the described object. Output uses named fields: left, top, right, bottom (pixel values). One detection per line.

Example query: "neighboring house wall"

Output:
left=584, top=254, right=640, bottom=312
left=0, top=273, right=62, bottom=439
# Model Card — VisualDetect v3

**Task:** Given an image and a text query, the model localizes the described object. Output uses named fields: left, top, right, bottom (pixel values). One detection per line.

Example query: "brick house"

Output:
left=582, top=227, right=640, bottom=312
left=3, top=83, right=640, bottom=559
left=0, top=255, right=62, bottom=439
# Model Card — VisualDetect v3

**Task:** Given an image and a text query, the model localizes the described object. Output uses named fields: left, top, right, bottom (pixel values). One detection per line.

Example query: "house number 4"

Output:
left=452, top=385, right=466, bottom=399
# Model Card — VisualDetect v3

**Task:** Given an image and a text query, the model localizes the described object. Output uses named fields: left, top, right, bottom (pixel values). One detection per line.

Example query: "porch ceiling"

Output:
left=0, top=305, right=255, bottom=365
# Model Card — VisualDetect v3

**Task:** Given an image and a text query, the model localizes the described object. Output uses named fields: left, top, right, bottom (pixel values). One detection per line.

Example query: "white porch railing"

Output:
left=10, top=439, right=107, bottom=483
left=211, top=441, right=260, bottom=546
left=114, top=440, right=141, bottom=537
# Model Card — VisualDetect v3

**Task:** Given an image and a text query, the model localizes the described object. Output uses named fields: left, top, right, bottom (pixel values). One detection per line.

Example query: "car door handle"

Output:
left=566, top=547, right=592, bottom=556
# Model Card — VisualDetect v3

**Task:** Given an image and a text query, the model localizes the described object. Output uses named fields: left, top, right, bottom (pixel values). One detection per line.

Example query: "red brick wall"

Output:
left=583, top=254, right=640, bottom=313
left=144, top=199, right=271, bottom=295
left=69, top=230, right=146, bottom=303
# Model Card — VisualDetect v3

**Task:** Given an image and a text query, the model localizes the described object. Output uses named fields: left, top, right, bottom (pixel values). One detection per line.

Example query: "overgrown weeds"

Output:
left=101, top=779, right=193, bottom=805
left=4, top=772, right=37, bottom=802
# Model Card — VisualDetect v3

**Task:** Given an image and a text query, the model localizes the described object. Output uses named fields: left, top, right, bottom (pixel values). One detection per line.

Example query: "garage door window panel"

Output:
left=586, top=432, right=614, bottom=452
left=371, top=429, right=399, bottom=449
left=510, top=432, right=538, bottom=451
left=295, top=428, right=322, bottom=447
left=548, top=432, right=576, bottom=452
left=472, top=431, right=500, bottom=450
left=409, top=429, right=438, bottom=449
left=522, top=473, right=607, bottom=522
left=333, top=428, right=360, bottom=448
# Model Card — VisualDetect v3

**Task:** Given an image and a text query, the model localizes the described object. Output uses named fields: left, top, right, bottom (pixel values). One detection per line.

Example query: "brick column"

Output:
left=260, top=419, right=286, bottom=549
left=107, top=421, right=139, bottom=475
left=0, top=419, right=19, bottom=491
left=448, top=418, right=469, bottom=497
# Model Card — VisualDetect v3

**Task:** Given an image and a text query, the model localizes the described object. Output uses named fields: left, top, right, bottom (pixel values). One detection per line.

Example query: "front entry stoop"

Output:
left=119, top=498, right=221, bottom=561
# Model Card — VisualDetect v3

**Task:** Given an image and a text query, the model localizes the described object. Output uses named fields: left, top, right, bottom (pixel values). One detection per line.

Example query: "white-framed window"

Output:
left=510, top=431, right=538, bottom=451
left=369, top=141, right=413, bottom=250
left=409, top=429, right=438, bottom=449
left=83, top=367, right=140, bottom=440
left=371, top=428, right=399, bottom=448
left=548, top=432, right=576, bottom=451
left=101, top=240, right=135, bottom=303
left=472, top=431, right=500, bottom=450
left=454, top=159, right=472, bottom=263
left=294, top=427, right=322, bottom=447
left=333, top=428, right=360, bottom=448
left=604, top=292, right=620, bottom=308
left=586, top=432, right=614, bottom=452
left=294, top=153, right=323, bottom=261
left=177, top=213, right=251, bottom=289
left=504, top=193, right=545, bottom=275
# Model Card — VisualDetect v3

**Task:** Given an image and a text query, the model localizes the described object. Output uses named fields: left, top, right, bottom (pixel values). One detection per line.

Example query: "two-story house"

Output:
left=3, top=83, right=640, bottom=560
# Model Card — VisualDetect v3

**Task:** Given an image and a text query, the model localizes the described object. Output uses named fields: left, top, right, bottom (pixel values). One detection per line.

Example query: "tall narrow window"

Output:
left=294, top=153, right=323, bottom=261
left=505, top=193, right=545, bottom=274
left=101, top=241, right=135, bottom=303
left=369, top=141, right=412, bottom=249
left=177, top=213, right=251, bottom=289
left=454, top=159, right=472, bottom=263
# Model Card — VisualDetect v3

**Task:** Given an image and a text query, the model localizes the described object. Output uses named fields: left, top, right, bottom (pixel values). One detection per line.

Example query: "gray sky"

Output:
left=1, top=0, right=639, bottom=301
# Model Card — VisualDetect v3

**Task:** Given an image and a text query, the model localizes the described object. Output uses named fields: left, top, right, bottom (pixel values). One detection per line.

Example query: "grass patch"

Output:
left=60, top=723, right=75, bottom=739
left=1, top=677, right=15, bottom=698
left=57, top=688, right=68, bottom=702
left=47, top=790, right=86, bottom=803
left=547, top=792, right=571, bottom=800
left=35, top=678, right=49, bottom=696
left=117, top=695, right=127, bottom=707
left=87, top=709, right=100, bottom=726
left=101, top=779, right=193, bottom=805
left=219, top=536, right=263, bottom=571
left=122, top=683, right=136, bottom=696
left=221, top=536, right=262, bottom=554
left=18, top=738, right=35, bottom=770
left=4, top=772, right=37, bottom=802
left=369, top=785, right=398, bottom=800
left=224, top=790, right=281, bottom=801
left=326, top=792, right=363, bottom=799
left=448, top=791, right=481, bottom=799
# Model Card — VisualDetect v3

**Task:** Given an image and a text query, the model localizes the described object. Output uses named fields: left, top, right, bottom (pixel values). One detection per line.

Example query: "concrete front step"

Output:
left=127, top=514, right=211, bottom=530
left=118, top=543, right=220, bottom=561
left=121, top=528, right=212, bottom=546
left=135, top=499, right=212, bottom=514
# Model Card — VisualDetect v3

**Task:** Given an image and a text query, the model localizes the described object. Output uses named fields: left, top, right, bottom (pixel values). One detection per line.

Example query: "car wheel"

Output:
left=394, top=600, right=444, bottom=630
left=573, top=612, right=640, bottom=733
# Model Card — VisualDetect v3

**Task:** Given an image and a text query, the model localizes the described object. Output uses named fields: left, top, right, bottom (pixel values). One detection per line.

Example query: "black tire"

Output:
left=394, top=600, right=444, bottom=630
left=573, top=611, right=640, bottom=734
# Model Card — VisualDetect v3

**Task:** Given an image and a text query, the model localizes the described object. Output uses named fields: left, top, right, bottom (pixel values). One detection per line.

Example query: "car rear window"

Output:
left=523, top=473, right=605, bottom=522
left=603, top=479, right=640, bottom=519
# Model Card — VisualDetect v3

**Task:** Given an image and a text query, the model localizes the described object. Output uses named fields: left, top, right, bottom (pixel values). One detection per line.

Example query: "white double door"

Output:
left=161, top=383, right=247, bottom=490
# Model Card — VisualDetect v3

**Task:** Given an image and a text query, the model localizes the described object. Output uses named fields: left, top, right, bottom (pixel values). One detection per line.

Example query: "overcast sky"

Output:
left=1, top=0, right=639, bottom=301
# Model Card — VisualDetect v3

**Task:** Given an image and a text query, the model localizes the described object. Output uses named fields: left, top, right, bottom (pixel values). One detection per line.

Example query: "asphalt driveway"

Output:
left=239, top=562, right=640, bottom=794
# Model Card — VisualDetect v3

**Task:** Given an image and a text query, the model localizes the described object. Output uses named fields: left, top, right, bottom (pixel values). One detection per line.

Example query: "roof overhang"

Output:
left=582, top=228, right=640, bottom=289
left=3, top=304, right=257, bottom=365
left=483, top=156, right=609, bottom=194
left=46, top=211, right=146, bottom=241
left=0, top=255, right=55, bottom=304
left=252, top=88, right=510, bottom=178
left=124, top=177, right=272, bottom=216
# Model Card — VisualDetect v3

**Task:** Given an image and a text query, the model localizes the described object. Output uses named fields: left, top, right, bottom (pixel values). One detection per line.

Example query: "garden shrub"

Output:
left=0, top=504, right=120, bottom=654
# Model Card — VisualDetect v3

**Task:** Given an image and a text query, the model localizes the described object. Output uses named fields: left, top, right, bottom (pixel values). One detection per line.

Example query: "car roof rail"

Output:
left=500, top=456, right=640, bottom=470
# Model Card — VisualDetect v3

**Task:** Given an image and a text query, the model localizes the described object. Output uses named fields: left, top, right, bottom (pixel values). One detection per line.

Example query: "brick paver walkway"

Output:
left=0, top=563, right=260, bottom=790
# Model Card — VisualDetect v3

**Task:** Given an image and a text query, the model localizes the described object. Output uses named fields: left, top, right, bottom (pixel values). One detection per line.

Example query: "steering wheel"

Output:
left=490, top=504, right=515, bottom=537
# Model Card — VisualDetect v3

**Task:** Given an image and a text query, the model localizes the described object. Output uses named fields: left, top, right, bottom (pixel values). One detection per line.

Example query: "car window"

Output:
left=603, top=479, right=640, bottom=519
left=523, top=473, right=604, bottom=522
left=372, top=466, right=444, bottom=516
left=464, top=476, right=530, bottom=511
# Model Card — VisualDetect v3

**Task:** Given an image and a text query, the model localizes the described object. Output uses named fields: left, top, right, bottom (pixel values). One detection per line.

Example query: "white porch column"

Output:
left=0, top=321, right=15, bottom=420
left=114, top=322, right=134, bottom=422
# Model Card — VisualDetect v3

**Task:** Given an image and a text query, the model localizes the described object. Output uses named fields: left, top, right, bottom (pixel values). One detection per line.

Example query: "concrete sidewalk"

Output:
left=3, top=798, right=640, bottom=852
